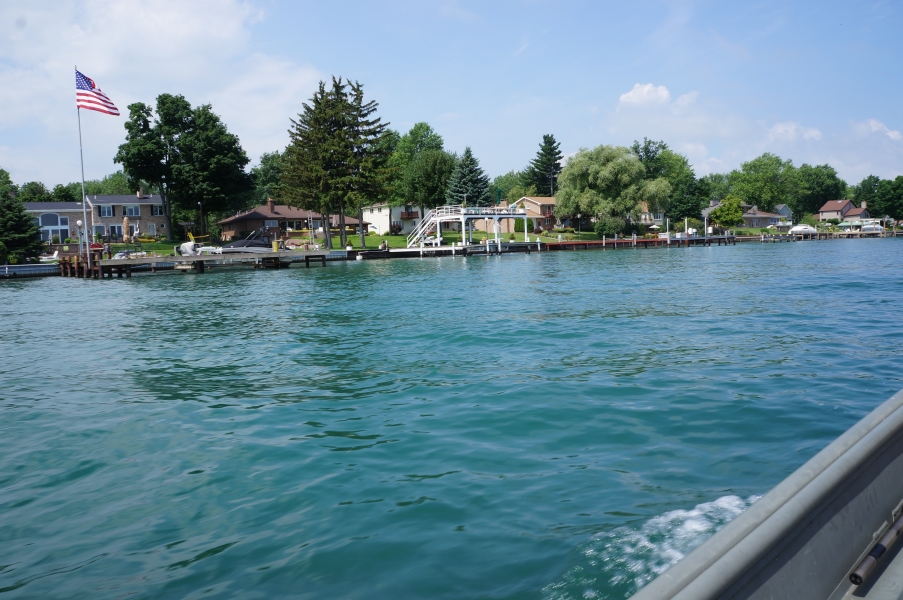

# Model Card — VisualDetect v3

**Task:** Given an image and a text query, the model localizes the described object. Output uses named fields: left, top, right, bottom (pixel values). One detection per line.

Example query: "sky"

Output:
left=2, top=0, right=902, bottom=188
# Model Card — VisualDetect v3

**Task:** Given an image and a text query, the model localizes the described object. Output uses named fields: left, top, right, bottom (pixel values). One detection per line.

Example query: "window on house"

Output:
left=109, top=225, right=123, bottom=239
left=264, top=220, right=278, bottom=228
left=99, top=205, right=113, bottom=217
left=152, top=205, right=164, bottom=216
left=40, top=214, right=59, bottom=227
left=124, top=205, right=140, bottom=217
left=94, top=225, right=105, bottom=236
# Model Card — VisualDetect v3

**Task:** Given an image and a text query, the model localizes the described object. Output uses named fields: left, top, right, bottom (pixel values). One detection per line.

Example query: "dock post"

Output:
left=321, top=255, right=326, bottom=267
left=196, top=260, right=205, bottom=274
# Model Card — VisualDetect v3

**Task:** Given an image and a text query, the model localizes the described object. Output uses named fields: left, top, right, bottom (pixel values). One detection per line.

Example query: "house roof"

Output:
left=743, top=206, right=782, bottom=218
left=218, top=204, right=366, bottom=225
left=845, top=207, right=869, bottom=217
left=818, top=199, right=853, bottom=213
left=23, top=202, right=86, bottom=211
left=86, top=194, right=163, bottom=205
left=774, top=204, right=792, bottom=213
left=520, top=196, right=556, bottom=205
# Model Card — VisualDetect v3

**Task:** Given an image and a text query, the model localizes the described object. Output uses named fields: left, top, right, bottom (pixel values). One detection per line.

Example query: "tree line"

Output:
left=4, top=76, right=903, bottom=260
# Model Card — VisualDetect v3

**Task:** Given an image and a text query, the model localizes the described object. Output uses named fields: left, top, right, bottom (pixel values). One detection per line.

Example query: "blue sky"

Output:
left=2, top=0, right=901, bottom=188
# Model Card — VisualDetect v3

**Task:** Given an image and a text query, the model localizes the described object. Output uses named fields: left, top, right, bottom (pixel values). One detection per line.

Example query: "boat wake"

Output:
left=543, top=495, right=760, bottom=600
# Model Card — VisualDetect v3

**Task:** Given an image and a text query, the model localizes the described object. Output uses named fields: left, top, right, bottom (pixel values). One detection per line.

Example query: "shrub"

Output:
left=509, top=234, right=516, bottom=241
left=593, top=216, right=625, bottom=237
left=533, top=227, right=543, bottom=234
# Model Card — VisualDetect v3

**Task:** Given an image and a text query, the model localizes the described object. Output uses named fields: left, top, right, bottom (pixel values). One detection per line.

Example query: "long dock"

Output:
left=6, top=230, right=898, bottom=280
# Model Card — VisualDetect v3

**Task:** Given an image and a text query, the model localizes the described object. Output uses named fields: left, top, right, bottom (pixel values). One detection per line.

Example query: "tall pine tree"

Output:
left=0, top=178, right=43, bottom=262
left=445, top=147, right=491, bottom=206
left=281, top=77, right=392, bottom=248
left=524, top=134, right=564, bottom=196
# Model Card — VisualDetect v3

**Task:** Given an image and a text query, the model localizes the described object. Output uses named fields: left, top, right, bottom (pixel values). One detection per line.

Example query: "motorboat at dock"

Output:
left=220, top=227, right=283, bottom=254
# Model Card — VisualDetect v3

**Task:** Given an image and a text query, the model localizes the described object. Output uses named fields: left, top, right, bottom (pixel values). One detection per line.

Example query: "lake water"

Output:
left=1, top=238, right=902, bottom=599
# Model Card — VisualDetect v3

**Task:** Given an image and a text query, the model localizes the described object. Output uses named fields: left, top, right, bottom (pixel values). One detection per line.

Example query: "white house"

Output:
left=363, top=203, right=426, bottom=235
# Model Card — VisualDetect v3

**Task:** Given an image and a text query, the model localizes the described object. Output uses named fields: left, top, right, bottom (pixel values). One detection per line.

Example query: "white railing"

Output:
left=405, top=205, right=529, bottom=247
left=406, top=208, right=441, bottom=247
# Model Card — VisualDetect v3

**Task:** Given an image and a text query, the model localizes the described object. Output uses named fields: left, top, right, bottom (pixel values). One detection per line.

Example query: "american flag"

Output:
left=75, top=69, right=119, bottom=116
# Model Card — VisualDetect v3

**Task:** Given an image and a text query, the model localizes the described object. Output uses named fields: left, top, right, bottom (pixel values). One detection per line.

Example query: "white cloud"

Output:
left=675, top=91, right=699, bottom=107
left=0, top=0, right=322, bottom=183
left=854, top=118, right=902, bottom=141
left=768, top=121, right=822, bottom=141
left=619, top=83, right=671, bottom=107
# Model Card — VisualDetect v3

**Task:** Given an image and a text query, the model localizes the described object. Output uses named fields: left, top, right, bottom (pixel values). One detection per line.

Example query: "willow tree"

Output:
left=555, top=145, right=670, bottom=225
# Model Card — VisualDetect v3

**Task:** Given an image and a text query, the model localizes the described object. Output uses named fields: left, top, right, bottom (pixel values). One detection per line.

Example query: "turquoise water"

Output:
left=1, top=239, right=902, bottom=599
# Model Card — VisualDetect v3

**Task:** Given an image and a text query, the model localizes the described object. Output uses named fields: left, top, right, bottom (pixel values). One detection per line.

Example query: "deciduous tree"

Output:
left=709, top=194, right=745, bottom=227
left=874, top=176, right=903, bottom=219
left=115, top=94, right=252, bottom=236
left=796, top=164, right=846, bottom=216
left=554, top=145, right=670, bottom=222
left=728, top=153, right=800, bottom=213
left=387, top=123, right=443, bottom=206
left=403, top=149, right=457, bottom=213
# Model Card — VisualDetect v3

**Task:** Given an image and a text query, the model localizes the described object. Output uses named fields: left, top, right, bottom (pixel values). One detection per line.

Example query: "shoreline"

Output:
left=2, top=231, right=899, bottom=280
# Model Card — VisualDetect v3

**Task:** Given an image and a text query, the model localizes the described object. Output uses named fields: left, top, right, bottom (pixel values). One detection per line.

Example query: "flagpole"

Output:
left=76, top=78, right=92, bottom=272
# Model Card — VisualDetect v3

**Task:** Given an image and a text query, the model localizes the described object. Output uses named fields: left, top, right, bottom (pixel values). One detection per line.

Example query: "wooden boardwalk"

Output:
left=59, top=250, right=331, bottom=279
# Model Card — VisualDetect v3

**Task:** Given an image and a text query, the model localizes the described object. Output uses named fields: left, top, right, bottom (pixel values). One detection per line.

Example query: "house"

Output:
left=363, top=203, right=424, bottom=235
left=87, top=191, right=167, bottom=239
left=818, top=199, right=855, bottom=222
left=23, top=202, right=88, bottom=242
left=774, top=204, right=793, bottom=224
left=24, top=190, right=168, bottom=242
left=843, top=201, right=870, bottom=222
left=638, top=202, right=666, bottom=228
left=495, top=197, right=558, bottom=233
left=217, top=199, right=367, bottom=241
left=701, top=199, right=785, bottom=228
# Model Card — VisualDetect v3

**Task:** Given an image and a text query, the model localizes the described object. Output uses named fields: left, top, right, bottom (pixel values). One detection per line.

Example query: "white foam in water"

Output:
left=543, top=495, right=760, bottom=600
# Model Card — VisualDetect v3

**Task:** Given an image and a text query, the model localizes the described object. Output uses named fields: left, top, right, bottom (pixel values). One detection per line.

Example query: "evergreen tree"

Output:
left=347, top=80, right=393, bottom=248
left=281, top=78, right=392, bottom=248
left=445, top=147, right=491, bottom=206
left=281, top=79, right=349, bottom=249
left=524, top=134, right=563, bottom=196
left=0, top=187, right=43, bottom=263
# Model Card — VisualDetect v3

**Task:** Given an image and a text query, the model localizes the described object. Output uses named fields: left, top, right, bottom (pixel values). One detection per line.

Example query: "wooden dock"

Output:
left=58, top=250, right=331, bottom=279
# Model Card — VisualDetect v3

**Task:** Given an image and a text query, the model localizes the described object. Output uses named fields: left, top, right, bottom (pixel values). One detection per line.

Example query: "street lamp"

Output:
left=197, top=201, right=204, bottom=237
left=76, top=219, right=84, bottom=256
left=577, top=214, right=581, bottom=239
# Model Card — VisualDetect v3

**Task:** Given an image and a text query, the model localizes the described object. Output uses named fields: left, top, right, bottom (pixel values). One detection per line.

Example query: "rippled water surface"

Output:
left=2, top=239, right=902, bottom=599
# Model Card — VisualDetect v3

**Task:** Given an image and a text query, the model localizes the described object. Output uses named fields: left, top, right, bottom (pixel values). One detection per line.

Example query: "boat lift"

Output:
left=406, top=203, right=532, bottom=248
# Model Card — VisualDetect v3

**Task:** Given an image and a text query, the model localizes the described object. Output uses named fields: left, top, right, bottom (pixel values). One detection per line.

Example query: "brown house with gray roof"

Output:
left=217, top=199, right=368, bottom=241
